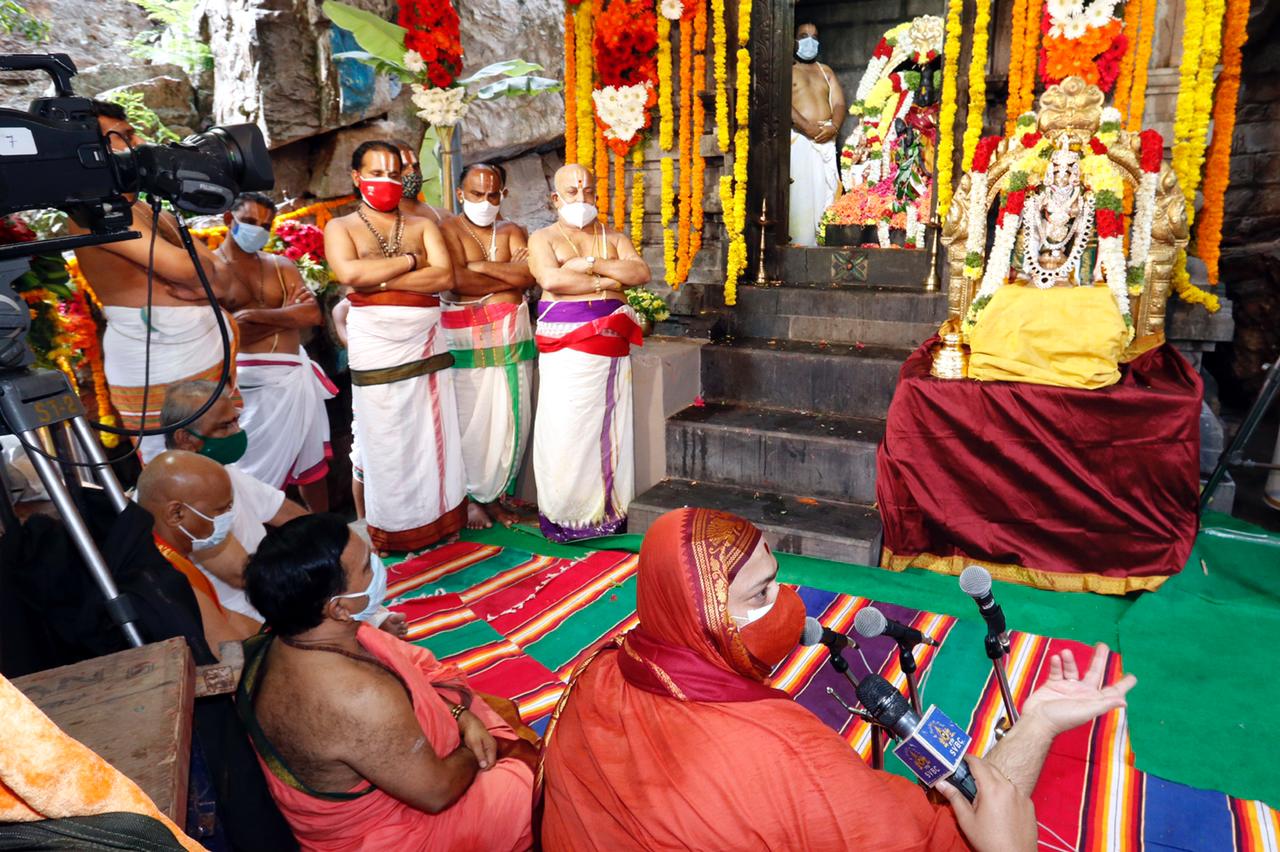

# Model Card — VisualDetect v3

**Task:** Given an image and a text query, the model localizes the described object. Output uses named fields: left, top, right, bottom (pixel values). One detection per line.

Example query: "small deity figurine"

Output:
left=1019, top=136, right=1101, bottom=289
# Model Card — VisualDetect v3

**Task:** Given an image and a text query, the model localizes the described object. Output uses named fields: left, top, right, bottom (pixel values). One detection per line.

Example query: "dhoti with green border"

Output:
left=441, top=298, right=536, bottom=504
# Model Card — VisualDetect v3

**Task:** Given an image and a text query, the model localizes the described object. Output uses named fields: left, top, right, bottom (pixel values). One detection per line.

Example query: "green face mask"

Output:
left=189, top=427, right=248, bottom=465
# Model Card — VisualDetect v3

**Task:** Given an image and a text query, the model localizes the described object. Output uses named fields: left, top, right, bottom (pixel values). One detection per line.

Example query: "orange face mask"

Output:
left=738, top=585, right=806, bottom=670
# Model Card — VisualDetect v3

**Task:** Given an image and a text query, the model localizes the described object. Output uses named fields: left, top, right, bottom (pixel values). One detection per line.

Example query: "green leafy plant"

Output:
left=625, top=289, right=670, bottom=325
left=123, top=0, right=212, bottom=76
left=0, top=0, right=49, bottom=42
left=102, top=88, right=182, bottom=143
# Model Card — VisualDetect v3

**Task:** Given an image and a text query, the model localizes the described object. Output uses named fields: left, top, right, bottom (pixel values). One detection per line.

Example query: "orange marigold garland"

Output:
left=1004, top=0, right=1030, bottom=135
left=594, top=122, right=610, bottom=225
left=675, top=10, right=694, bottom=284
left=1124, top=0, right=1158, bottom=130
left=688, top=0, right=708, bottom=265
left=1112, top=0, right=1144, bottom=121
left=613, top=147, right=627, bottom=231
left=565, top=9, right=579, bottom=163
left=1198, top=0, right=1249, bottom=284
left=575, top=0, right=596, bottom=167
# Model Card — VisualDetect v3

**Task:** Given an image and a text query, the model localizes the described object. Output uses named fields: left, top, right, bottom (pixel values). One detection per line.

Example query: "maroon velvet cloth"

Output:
left=875, top=341, right=1202, bottom=590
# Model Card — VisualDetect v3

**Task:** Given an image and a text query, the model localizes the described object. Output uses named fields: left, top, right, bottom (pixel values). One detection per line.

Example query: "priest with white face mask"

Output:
left=439, top=163, right=538, bottom=531
left=526, top=164, right=652, bottom=543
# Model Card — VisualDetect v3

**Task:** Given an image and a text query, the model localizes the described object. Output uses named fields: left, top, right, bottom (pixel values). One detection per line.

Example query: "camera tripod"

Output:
left=0, top=247, right=143, bottom=647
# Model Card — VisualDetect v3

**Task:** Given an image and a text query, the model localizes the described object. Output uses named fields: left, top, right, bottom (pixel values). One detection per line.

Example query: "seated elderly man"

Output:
left=135, top=451, right=261, bottom=655
left=239, top=513, right=537, bottom=850
left=540, top=507, right=1137, bottom=851
left=160, top=380, right=307, bottom=622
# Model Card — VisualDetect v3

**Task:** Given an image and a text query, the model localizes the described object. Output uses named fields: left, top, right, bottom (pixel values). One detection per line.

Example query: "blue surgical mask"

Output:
left=796, top=37, right=819, bottom=62
left=182, top=502, right=236, bottom=552
left=331, top=552, right=388, bottom=623
left=230, top=217, right=271, bottom=253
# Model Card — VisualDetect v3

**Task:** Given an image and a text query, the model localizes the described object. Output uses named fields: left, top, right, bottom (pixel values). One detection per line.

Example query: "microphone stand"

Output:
left=896, top=643, right=923, bottom=716
left=985, top=632, right=1018, bottom=738
left=820, top=647, right=888, bottom=771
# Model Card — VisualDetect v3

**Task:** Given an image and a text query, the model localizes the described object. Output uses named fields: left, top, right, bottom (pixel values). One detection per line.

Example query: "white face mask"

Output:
left=330, top=552, right=389, bottom=624
left=463, top=199, right=500, bottom=227
left=558, top=201, right=598, bottom=229
left=731, top=599, right=775, bottom=627
left=182, top=502, right=236, bottom=552
left=796, top=37, right=819, bottom=61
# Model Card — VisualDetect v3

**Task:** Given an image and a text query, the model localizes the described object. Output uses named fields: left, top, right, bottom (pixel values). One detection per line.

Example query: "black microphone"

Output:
left=856, top=674, right=978, bottom=803
left=853, top=606, right=940, bottom=648
left=801, top=616, right=856, bottom=652
left=959, top=565, right=1007, bottom=638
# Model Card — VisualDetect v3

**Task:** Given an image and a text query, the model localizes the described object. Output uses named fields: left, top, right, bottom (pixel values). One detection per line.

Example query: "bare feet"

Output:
left=466, top=501, right=493, bottom=530
left=484, top=501, right=522, bottom=528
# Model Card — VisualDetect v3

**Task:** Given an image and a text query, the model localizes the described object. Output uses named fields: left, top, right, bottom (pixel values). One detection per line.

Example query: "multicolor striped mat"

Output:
left=386, top=542, right=1280, bottom=851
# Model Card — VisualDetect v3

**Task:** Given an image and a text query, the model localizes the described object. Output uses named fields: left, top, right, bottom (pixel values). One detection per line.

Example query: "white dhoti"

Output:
left=102, top=304, right=235, bottom=462
left=235, top=349, right=337, bottom=489
left=441, top=298, right=535, bottom=504
left=533, top=300, right=642, bottom=543
left=789, top=130, right=839, bottom=247
left=347, top=293, right=466, bottom=552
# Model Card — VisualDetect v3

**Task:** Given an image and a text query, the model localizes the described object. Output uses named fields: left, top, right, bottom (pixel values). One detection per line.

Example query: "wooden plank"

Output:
left=12, top=638, right=195, bottom=823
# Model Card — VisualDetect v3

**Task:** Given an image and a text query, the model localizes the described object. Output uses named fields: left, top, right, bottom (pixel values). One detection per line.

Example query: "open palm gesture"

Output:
left=1021, top=642, right=1137, bottom=736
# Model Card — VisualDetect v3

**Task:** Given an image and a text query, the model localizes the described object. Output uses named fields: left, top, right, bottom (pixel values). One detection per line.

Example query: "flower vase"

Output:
left=638, top=316, right=654, bottom=336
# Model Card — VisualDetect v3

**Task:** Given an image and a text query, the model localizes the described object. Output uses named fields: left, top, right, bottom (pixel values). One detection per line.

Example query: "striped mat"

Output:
left=386, top=542, right=1280, bottom=852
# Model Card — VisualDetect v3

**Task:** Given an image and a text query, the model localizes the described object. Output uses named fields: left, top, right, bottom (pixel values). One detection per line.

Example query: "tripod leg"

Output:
left=1202, top=352, right=1280, bottom=513
left=69, top=415, right=129, bottom=513
left=20, top=428, right=143, bottom=648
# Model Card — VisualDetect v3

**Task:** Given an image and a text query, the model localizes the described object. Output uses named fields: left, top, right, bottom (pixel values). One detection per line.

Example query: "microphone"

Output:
left=801, top=616, right=856, bottom=652
left=959, top=565, right=1007, bottom=638
left=853, top=606, right=940, bottom=648
left=856, top=674, right=977, bottom=802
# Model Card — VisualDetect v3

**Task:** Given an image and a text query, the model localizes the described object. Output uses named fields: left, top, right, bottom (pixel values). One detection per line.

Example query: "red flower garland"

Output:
left=1088, top=137, right=1108, bottom=156
left=593, top=0, right=657, bottom=87
left=1138, top=129, right=1163, bottom=173
left=972, top=135, right=1003, bottom=173
left=1095, top=207, right=1124, bottom=237
left=1021, top=132, right=1042, bottom=149
left=400, top=0, right=464, bottom=88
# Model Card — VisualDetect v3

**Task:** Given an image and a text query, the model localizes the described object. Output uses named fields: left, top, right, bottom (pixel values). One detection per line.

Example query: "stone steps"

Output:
left=628, top=478, right=883, bottom=564
left=700, top=337, right=912, bottom=418
left=776, top=245, right=934, bottom=289
left=730, top=286, right=946, bottom=348
left=667, top=401, right=884, bottom=504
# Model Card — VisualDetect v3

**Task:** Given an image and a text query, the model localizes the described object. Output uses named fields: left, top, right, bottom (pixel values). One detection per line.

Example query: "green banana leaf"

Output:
left=455, top=59, right=544, bottom=85
left=333, top=50, right=409, bottom=81
left=419, top=125, right=444, bottom=208
left=322, top=1, right=407, bottom=67
left=474, top=75, right=562, bottom=100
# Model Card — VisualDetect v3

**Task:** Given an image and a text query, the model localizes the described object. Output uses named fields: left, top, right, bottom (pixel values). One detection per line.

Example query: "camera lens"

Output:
left=187, top=124, right=273, bottom=194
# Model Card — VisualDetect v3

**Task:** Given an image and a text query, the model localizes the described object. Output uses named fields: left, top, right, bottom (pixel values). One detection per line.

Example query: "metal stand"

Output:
left=1201, top=351, right=1280, bottom=514
left=985, top=631, right=1018, bottom=738
left=923, top=220, right=941, bottom=292
left=754, top=199, right=780, bottom=287
left=0, top=259, right=142, bottom=648
left=826, top=686, right=885, bottom=771
left=898, top=645, right=923, bottom=716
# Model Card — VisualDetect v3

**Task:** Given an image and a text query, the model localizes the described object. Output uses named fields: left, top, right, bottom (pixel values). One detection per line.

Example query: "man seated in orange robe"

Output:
left=238, top=513, right=537, bottom=851
left=539, top=507, right=1137, bottom=851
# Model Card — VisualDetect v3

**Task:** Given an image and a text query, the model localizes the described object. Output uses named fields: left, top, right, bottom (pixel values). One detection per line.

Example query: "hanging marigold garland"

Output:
left=613, top=147, right=627, bottom=230
left=1004, top=0, right=1030, bottom=135
left=1198, top=0, right=1249, bottom=285
left=688, top=1, right=708, bottom=266
left=675, top=8, right=695, bottom=284
left=935, top=0, right=964, bottom=219
left=722, top=0, right=751, bottom=306
left=1123, top=0, right=1158, bottom=131
left=631, top=146, right=646, bottom=248
left=961, top=0, right=992, bottom=175
left=662, top=157, right=677, bottom=283
left=575, top=0, right=596, bottom=167
left=711, top=0, right=729, bottom=153
left=594, top=122, right=610, bottom=225
left=564, top=9, right=579, bottom=163
left=1111, top=0, right=1144, bottom=122
left=657, top=12, right=674, bottom=150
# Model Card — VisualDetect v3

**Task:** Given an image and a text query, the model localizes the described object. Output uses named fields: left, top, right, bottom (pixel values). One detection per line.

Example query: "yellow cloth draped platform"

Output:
left=967, top=285, right=1128, bottom=389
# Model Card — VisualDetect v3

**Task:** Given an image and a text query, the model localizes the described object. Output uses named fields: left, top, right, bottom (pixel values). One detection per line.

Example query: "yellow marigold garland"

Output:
left=1199, top=0, right=1249, bottom=284
left=657, top=12, right=674, bottom=150
left=662, top=156, right=676, bottom=285
left=631, top=146, right=645, bottom=248
left=961, top=0, right=992, bottom=173
left=575, top=1, right=596, bottom=167
left=1124, top=0, right=1158, bottom=131
left=594, top=122, right=610, bottom=226
left=1004, top=0, right=1030, bottom=135
left=565, top=9, right=578, bottom=164
left=720, top=0, right=751, bottom=306
left=711, top=0, right=729, bottom=152
left=1185, top=0, right=1226, bottom=224
left=935, top=0, right=964, bottom=220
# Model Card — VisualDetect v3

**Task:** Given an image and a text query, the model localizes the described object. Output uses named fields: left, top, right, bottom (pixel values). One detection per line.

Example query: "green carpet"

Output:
left=460, top=512, right=1280, bottom=806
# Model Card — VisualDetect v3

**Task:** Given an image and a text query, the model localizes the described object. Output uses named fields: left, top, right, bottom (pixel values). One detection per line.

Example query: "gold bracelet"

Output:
left=449, top=703, right=465, bottom=721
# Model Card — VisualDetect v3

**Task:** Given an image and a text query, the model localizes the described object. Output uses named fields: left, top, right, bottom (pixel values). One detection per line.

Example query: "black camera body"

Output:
left=0, top=53, right=273, bottom=231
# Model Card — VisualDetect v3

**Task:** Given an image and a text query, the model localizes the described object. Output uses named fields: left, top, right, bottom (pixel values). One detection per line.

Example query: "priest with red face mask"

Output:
left=539, top=507, right=1137, bottom=851
left=324, top=140, right=468, bottom=552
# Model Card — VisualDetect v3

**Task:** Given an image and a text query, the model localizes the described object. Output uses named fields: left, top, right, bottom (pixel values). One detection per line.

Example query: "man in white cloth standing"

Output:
left=218, top=192, right=335, bottom=511
left=789, top=23, right=846, bottom=246
left=325, top=140, right=465, bottom=553
left=527, top=164, right=651, bottom=542
left=439, top=163, right=536, bottom=530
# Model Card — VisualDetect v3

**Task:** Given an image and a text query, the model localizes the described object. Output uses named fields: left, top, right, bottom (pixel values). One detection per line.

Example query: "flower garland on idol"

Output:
left=1080, top=118, right=1132, bottom=332
left=1038, top=0, right=1126, bottom=92
left=1197, top=0, right=1249, bottom=285
left=934, top=0, right=963, bottom=220
left=1126, top=127, right=1163, bottom=295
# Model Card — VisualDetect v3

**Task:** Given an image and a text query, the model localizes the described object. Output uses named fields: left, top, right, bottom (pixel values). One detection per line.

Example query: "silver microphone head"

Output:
left=853, top=606, right=888, bottom=639
left=959, top=564, right=993, bottom=599
left=801, top=616, right=825, bottom=646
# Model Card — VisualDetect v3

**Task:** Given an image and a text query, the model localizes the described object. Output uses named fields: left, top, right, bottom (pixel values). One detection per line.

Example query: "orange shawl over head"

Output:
left=540, top=508, right=969, bottom=851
